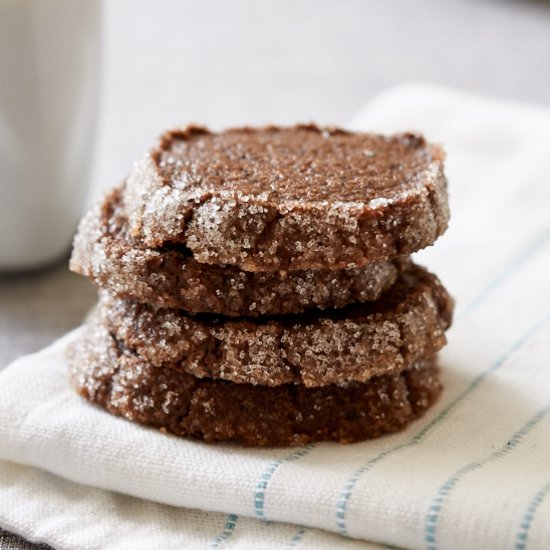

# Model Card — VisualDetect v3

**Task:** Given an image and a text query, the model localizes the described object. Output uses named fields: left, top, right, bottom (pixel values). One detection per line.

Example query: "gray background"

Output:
left=1, top=0, right=549, bottom=547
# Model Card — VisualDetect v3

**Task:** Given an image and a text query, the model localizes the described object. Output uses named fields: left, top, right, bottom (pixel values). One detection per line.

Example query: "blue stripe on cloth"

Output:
left=207, top=514, right=239, bottom=549
left=283, top=526, right=310, bottom=550
left=335, top=312, right=550, bottom=537
left=424, top=404, right=550, bottom=550
left=455, top=226, right=550, bottom=322
left=254, top=445, right=316, bottom=519
left=515, top=482, right=550, bottom=550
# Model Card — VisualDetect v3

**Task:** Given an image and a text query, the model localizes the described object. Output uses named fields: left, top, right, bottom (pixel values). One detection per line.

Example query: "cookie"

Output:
left=70, top=187, right=399, bottom=316
left=97, top=262, right=454, bottom=387
left=68, top=321, right=442, bottom=446
left=124, top=125, right=449, bottom=271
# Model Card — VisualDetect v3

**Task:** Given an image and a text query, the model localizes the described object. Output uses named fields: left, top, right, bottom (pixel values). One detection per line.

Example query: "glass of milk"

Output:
left=0, top=0, right=101, bottom=271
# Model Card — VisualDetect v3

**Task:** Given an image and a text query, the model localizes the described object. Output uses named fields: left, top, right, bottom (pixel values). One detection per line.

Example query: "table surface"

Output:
left=1, top=0, right=549, bottom=547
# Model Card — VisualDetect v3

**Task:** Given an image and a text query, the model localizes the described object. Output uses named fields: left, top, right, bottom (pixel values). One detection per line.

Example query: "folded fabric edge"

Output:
left=0, top=459, right=383, bottom=550
left=348, top=81, right=550, bottom=132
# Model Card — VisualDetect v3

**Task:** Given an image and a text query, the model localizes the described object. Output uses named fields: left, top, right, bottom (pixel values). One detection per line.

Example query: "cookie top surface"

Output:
left=70, top=187, right=399, bottom=316
left=125, top=125, right=449, bottom=271
left=153, top=125, right=442, bottom=202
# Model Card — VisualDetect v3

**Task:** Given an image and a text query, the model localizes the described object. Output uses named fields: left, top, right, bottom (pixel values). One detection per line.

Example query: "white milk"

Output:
left=0, top=0, right=101, bottom=271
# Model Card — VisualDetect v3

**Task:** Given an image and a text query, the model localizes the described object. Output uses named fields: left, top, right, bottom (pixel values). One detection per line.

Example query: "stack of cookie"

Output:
left=68, top=125, right=454, bottom=446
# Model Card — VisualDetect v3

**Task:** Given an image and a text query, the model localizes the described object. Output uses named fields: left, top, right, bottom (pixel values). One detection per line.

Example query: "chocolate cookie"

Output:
left=124, top=125, right=449, bottom=271
left=70, top=187, right=399, bottom=316
left=97, top=262, right=454, bottom=387
left=68, top=321, right=442, bottom=446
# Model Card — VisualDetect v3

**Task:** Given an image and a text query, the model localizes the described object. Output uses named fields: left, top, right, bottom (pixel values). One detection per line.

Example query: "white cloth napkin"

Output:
left=1, top=84, right=550, bottom=550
